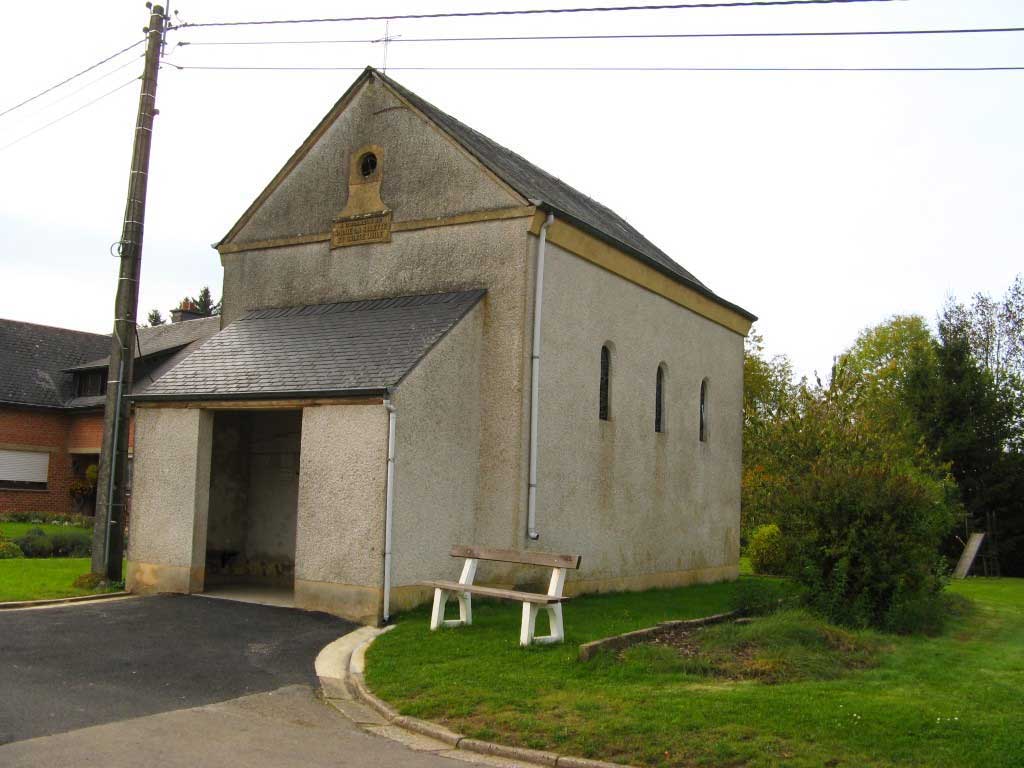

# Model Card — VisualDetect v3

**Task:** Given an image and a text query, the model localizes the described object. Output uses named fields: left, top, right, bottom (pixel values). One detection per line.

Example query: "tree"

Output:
left=188, top=286, right=221, bottom=317
left=741, top=331, right=799, bottom=536
left=905, top=310, right=1023, bottom=575
left=146, top=309, right=166, bottom=326
left=832, top=315, right=938, bottom=451
left=945, top=274, right=1024, bottom=389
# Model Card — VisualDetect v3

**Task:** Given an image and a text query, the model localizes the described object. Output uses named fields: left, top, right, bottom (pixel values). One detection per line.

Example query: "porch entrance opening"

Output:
left=203, top=410, right=302, bottom=607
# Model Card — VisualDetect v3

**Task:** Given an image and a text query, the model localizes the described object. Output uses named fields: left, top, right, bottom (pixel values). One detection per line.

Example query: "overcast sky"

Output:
left=1, top=0, right=1021, bottom=378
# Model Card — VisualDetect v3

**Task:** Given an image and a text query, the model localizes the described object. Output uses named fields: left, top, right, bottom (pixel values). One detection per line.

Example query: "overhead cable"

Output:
left=169, top=64, right=1024, bottom=73
left=178, top=26, right=1024, bottom=47
left=0, top=38, right=144, bottom=120
left=173, top=0, right=903, bottom=29
left=10, top=54, right=144, bottom=122
left=0, top=78, right=139, bottom=153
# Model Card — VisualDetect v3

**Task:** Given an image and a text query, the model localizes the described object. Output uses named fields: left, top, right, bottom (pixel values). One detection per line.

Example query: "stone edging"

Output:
left=0, top=591, right=132, bottom=610
left=577, top=610, right=742, bottom=661
left=316, top=625, right=634, bottom=768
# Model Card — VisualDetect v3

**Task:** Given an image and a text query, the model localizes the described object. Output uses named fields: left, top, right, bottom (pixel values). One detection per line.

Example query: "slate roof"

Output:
left=373, top=69, right=756, bottom=322
left=68, top=316, right=221, bottom=371
left=134, top=290, right=486, bottom=401
left=0, top=319, right=110, bottom=408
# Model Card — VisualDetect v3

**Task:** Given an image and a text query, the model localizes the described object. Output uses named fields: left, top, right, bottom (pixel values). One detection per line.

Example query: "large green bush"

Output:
left=14, top=527, right=92, bottom=558
left=782, top=462, right=955, bottom=632
left=748, top=523, right=787, bottom=575
left=742, top=336, right=958, bottom=633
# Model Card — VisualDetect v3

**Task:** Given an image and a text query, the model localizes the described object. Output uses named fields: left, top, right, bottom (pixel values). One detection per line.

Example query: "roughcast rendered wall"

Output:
left=127, top=407, right=213, bottom=594
left=295, top=403, right=388, bottom=624
left=530, top=241, right=744, bottom=592
left=388, top=303, right=483, bottom=610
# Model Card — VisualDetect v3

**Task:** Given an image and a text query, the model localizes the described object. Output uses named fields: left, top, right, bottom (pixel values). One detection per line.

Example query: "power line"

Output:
left=0, top=78, right=138, bottom=153
left=9, top=54, right=144, bottom=123
left=173, top=0, right=903, bottom=29
left=0, top=38, right=144, bottom=120
left=169, top=64, right=1024, bottom=73
left=178, top=26, right=1024, bottom=47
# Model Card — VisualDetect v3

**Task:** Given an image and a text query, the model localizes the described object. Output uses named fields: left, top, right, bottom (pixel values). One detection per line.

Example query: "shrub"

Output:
left=884, top=585, right=971, bottom=636
left=16, top=530, right=53, bottom=557
left=14, top=528, right=91, bottom=558
left=748, top=524, right=787, bottom=575
left=730, top=577, right=793, bottom=616
left=783, top=464, right=955, bottom=630
left=0, top=541, right=24, bottom=559
left=48, top=530, right=92, bottom=557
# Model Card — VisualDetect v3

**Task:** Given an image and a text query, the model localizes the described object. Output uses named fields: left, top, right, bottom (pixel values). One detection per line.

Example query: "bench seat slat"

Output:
left=419, top=580, right=570, bottom=604
left=449, top=545, right=581, bottom=570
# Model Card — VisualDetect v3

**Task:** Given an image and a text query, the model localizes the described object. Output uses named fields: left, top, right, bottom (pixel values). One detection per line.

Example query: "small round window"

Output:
left=359, top=152, right=378, bottom=178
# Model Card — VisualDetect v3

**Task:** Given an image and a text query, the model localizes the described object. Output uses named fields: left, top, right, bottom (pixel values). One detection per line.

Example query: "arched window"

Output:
left=655, top=364, right=666, bottom=433
left=599, top=345, right=611, bottom=421
left=699, top=378, right=709, bottom=442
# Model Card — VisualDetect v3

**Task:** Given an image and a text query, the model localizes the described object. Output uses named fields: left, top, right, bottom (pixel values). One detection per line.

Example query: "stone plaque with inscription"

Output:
left=330, top=210, right=392, bottom=248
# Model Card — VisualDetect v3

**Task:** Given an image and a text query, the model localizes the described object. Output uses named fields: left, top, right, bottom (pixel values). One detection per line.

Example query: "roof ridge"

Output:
left=0, top=317, right=109, bottom=339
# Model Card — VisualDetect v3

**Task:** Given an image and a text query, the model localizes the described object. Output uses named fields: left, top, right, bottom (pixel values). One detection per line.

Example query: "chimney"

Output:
left=170, top=299, right=204, bottom=323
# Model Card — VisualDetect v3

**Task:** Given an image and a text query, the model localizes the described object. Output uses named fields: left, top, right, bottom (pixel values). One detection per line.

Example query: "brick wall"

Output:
left=68, top=412, right=105, bottom=453
left=1, top=407, right=140, bottom=517
left=0, top=407, right=74, bottom=516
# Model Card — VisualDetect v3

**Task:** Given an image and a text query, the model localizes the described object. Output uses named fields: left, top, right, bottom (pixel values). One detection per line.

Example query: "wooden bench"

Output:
left=419, top=545, right=582, bottom=646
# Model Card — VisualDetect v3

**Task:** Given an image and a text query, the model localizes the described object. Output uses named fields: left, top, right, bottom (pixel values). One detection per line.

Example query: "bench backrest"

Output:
left=450, top=545, right=581, bottom=570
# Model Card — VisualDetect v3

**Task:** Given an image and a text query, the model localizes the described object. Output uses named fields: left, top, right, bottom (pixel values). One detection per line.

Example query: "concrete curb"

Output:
left=0, top=591, right=132, bottom=610
left=317, top=623, right=640, bottom=768
left=577, top=609, right=741, bottom=661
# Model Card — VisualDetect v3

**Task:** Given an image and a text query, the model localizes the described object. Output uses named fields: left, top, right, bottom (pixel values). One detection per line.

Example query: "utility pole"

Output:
left=91, top=3, right=167, bottom=581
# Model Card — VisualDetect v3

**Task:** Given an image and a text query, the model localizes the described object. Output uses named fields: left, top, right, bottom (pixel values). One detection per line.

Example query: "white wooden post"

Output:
left=430, top=558, right=478, bottom=630
left=429, top=588, right=448, bottom=631
left=455, top=558, right=478, bottom=626
left=520, top=602, right=540, bottom=646
left=519, top=566, right=567, bottom=646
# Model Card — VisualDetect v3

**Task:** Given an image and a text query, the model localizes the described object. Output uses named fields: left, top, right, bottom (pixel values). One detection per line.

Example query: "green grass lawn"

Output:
left=0, top=521, right=91, bottom=540
left=366, top=577, right=1024, bottom=767
left=0, top=557, right=122, bottom=602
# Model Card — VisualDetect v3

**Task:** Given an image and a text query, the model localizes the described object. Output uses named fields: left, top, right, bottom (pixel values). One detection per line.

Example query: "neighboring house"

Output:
left=127, top=67, right=756, bottom=625
left=0, top=312, right=219, bottom=516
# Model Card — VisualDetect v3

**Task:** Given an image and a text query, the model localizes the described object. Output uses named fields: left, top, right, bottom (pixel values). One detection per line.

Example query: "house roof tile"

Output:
left=0, top=320, right=110, bottom=408
left=133, top=290, right=485, bottom=401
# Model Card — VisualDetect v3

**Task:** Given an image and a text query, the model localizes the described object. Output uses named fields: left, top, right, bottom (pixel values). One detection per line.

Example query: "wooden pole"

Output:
left=91, top=4, right=167, bottom=581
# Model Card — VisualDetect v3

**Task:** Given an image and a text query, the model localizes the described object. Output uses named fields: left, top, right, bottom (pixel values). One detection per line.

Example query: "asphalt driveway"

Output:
left=0, top=594, right=355, bottom=745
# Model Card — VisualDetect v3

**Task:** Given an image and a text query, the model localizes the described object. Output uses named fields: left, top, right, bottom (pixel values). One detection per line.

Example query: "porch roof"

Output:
left=131, top=289, right=485, bottom=402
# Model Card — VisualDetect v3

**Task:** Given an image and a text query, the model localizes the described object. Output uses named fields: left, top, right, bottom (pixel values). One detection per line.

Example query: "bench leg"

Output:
left=457, top=591, right=473, bottom=626
left=520, top=602, right=539, bottom=646
left=526, top=604, right=564, bottom=646
left=545, top=604, right=564, bottom=644
left=430, top=588, right=448, bottom=630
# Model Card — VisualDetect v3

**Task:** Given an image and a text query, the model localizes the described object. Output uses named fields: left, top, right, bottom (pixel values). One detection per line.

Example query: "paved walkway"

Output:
left=0, top=595, right=499, bottom=767
left=0, top=685, right=493, bottom=768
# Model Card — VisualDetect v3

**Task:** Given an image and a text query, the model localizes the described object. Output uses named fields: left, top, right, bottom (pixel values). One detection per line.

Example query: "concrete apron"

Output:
left=317, top=627, right=636, bottom=768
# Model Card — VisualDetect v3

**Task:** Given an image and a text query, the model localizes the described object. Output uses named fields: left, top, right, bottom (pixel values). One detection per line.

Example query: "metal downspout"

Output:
left=382, top=396, right=397, bottom=622
left=527, top=213, right=555, bottom=540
